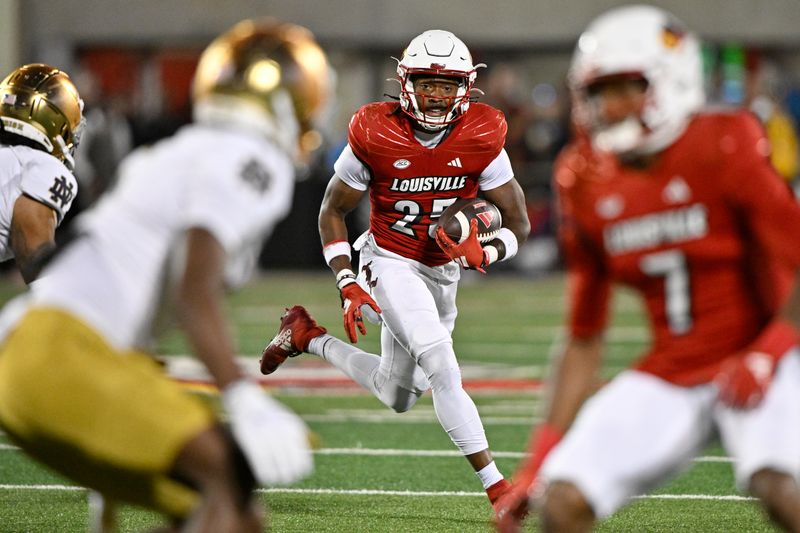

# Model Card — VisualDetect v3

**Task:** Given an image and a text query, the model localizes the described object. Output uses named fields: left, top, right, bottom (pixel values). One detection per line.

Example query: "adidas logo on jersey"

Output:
left=447, top=157, right=463, bottom=168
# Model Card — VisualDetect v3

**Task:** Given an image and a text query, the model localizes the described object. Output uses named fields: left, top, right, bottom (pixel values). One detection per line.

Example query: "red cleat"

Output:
left=493, top=481, right=530, bottom=533
left=487, top=478, right=512, bottom=511
left=259, top=305, right=327, bottom=375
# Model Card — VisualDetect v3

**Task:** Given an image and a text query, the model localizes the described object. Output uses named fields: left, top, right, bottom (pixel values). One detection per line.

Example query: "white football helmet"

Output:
left=396, top=30, right=484, bottom=131
left=569, top=5, right=705, bottom=155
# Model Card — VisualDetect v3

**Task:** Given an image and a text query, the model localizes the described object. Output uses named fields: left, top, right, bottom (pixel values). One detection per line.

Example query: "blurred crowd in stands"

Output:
left=61, top=43, right=800, bottom=275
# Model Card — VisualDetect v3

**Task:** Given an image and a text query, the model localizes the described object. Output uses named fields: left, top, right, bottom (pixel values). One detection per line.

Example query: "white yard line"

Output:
left=0, top=442, right=732, bottom=463
left=0, top=484, right=753, bottom=501
left=302, top=413, right=536, bottom=425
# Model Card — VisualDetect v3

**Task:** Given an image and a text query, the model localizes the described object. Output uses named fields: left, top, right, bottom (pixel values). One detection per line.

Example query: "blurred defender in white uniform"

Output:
left=0, top=64, right=82, bottom=283
left=0, top=19, right=332, bottom=533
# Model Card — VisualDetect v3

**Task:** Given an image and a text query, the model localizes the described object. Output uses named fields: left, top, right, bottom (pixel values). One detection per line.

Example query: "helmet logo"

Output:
left=661, top=26, right=685, bottom=49
left=430, top=63, right=446, bottom=70
left=393, top=159, right=411, bottom=169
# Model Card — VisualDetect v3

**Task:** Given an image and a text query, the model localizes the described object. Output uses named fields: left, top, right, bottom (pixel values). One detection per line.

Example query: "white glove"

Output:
left=222, top=380, right=313, bottom=485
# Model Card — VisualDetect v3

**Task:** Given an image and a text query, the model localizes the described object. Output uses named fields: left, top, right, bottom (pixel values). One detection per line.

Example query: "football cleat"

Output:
left=260, top=305, right=326, bottom=375
left=493, top=482, right=530, bottom=533
left=487, top=478, right=512, bottom=511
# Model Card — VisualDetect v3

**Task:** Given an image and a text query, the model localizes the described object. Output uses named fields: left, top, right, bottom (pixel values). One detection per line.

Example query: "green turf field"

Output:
left=0, top=271, right=781, bottom=532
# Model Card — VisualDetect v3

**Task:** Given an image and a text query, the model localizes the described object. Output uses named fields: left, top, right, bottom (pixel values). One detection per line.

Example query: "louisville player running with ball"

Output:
left=0, top=19, right=332, bottom=533
left=495, top=6, right=800, bottom=532
left=261, top=29, right=530, bottom=509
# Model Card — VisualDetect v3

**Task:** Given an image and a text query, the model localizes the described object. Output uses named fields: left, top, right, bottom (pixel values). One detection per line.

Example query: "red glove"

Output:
left=435, top=219, right=488, bottom=273
left=715, top=352, right=779, bottom=409
left=714, top=320, right=798, bottom=409
left=494, top=423, right=563, bottom=532
left=337, top=271, right=381, bottom=343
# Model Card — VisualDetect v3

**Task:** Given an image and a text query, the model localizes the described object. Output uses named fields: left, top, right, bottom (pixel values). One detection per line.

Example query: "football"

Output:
left=436, top=197, right=502, bottom=244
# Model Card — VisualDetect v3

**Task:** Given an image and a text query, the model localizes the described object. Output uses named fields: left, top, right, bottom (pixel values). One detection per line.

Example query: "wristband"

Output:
left=483, top=244, right=499, bottom=265
left=336, top=268, right=357, bottom=290
left=496, top=228, right=518, bottom=261
left=323, top=240, right=351, bottom=265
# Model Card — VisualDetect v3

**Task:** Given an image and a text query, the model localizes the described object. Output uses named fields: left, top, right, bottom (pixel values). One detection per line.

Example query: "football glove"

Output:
left=435, top=219, right=488, bottom=273
left=337, top=270, right=381, bottom=343
left=714, top=320, right=798, bottom=409
left=222, top=380, right=313, bottom=485
left=494, top=423, right=563, bottom=532
left=715, top=351, right=778, bottom=409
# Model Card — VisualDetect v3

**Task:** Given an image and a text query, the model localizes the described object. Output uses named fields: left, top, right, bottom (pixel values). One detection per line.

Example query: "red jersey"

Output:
left=555, top=110, right=800, bottom=385
left=347, top=102, right=507, bottom=266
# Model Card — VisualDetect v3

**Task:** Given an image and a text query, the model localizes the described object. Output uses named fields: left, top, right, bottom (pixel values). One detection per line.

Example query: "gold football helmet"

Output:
left=192, top=18, right=333, bottom=162
left=0, top=64, right=85, bottom=169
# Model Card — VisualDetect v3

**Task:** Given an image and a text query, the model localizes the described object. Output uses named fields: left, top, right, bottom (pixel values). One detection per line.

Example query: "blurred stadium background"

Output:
left=3, top=0, right=800, bottom=274
left=1, top=2, right=800, bottom=530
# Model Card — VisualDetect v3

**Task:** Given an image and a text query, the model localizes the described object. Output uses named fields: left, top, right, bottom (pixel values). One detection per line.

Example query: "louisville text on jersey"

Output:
left=388, top=175, right=467, bottom=193
left=603, top=203, right=708, bottom=255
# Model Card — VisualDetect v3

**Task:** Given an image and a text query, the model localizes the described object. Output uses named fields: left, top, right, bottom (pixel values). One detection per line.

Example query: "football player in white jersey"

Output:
left=261, top=29, right=530, bottom=509
left=0, top=64, right=82, bottom=283
left=0, top=19, right=332, bottom=533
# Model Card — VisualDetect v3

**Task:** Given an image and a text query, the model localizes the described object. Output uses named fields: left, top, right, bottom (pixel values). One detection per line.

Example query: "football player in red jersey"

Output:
left=495, top=5, right=800, bottom=533
left=261, top=29, right=530, bottom=508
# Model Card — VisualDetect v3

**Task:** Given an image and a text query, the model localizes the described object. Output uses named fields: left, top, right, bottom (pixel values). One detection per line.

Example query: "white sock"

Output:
left=476, top=461, right=504, bottom=489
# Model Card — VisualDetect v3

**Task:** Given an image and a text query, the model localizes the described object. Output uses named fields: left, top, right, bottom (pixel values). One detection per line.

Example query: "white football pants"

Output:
left=541, top=350, right=800, bottom=519
left=309, top=235, right=490, bottom=456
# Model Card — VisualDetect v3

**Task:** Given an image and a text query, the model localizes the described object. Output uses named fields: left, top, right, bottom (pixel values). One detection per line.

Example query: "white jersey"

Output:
left=28, top=124, right=294, bottom=350
left=0, top=145, right=77, bottom=261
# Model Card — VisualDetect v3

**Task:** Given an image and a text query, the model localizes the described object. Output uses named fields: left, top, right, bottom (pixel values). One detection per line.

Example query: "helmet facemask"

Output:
left=395, top=30, right=483, bottom=132
left=583, top=74, right=651, bottom=155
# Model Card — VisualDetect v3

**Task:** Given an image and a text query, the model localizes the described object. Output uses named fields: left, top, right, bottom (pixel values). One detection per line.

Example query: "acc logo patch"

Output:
left=393, top=159, right=411, bottom=169
left=662, top=176, right=691, bottom=204
left=596, top=194, right=624, bottom=219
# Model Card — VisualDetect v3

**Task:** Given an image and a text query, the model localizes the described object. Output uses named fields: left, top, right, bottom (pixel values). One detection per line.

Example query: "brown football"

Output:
left=436, top=197, right=502, bottom=244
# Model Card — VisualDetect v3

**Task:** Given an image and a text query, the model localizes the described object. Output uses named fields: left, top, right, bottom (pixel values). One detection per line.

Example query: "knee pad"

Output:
left=414, top=334, right=461, bottom=394
left=428, top=366, right=463, bottom=394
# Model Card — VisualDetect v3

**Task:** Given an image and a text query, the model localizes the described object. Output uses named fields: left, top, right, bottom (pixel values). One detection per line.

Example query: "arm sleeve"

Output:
left=479, top=148, right=515, bottom=191
left=333, top=144, right=370, bottom=191
left=20, top=154, right=78, bottom=223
